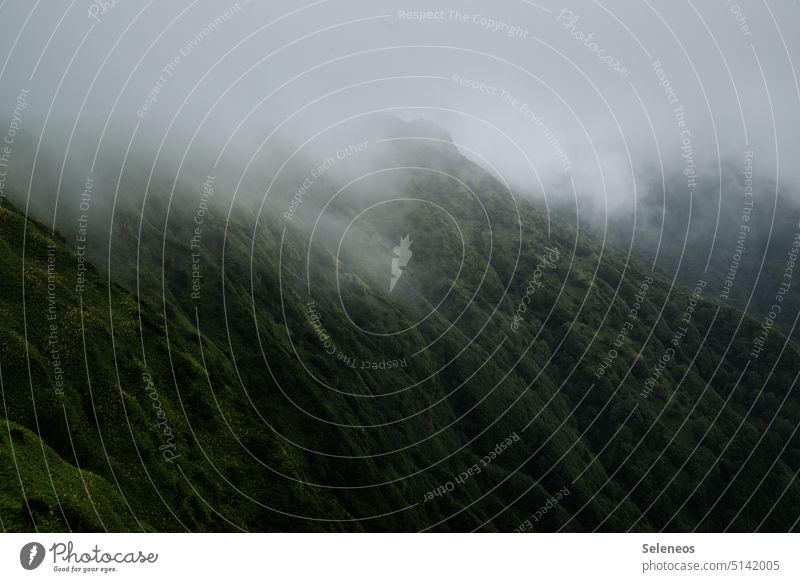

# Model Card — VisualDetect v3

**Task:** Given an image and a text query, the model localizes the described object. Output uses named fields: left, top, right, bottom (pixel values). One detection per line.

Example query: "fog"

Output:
left=0, top=0, right=798, bottom=229
left=3, top=1, right=800, bottom=538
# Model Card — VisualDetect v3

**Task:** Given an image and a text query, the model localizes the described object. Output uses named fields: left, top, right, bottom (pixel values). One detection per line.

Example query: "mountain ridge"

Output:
left=1, top=119, right=799, bottom=531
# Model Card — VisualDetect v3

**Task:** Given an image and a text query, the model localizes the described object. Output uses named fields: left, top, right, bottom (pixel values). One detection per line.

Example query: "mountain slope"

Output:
left=1, top=118, right=799, bottom=531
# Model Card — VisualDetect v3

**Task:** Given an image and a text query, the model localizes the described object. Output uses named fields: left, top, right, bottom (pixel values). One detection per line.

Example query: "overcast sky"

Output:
left=0, top=0, right=798, bottom=213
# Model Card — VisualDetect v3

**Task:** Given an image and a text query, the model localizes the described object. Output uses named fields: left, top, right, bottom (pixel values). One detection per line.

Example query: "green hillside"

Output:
left=2, top=120, right=799, bottom=531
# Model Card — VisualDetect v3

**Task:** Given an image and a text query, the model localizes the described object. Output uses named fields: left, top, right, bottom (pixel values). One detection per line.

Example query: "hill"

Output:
left=2, top=118, right=799, bottom=531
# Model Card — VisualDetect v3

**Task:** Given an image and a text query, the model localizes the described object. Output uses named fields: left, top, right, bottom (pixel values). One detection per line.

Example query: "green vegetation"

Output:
left=1, top=123, right=799, bottom=531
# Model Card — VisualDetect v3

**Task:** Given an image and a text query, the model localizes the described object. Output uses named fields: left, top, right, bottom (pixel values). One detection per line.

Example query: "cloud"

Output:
left=0, top=0, right=797, bottom=225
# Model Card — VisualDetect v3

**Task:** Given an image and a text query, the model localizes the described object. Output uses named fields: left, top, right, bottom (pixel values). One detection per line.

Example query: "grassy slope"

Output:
left=0, top=203, right=350, bottom=531
left=1, top=125, right=799, bottom=531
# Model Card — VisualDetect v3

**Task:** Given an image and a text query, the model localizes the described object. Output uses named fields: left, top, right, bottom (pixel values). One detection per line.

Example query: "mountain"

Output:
left=2, top=118, right=799, bottom=532
left=556, top=163, right=800, bottom=336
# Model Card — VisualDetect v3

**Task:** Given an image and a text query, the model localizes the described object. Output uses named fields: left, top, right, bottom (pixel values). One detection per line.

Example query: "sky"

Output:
left=0, top=0, right=798, bottom=217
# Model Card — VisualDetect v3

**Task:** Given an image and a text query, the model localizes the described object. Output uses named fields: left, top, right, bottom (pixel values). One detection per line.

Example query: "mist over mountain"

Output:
left=1, top=1, right=800, bottom=534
